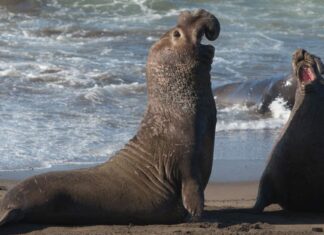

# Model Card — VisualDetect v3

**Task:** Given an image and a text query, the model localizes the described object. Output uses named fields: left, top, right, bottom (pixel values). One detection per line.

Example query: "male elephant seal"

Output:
left=0, top=9, right=219, bottom=225
left=254, top=49, right=324, bottom=212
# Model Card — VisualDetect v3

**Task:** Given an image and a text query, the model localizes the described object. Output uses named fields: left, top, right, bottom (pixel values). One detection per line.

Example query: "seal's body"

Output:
left=254, top=49, right=324, bottom=212
left=214, top=75, right=297, bottom=113
left=0, top=9, right=219, bottom=225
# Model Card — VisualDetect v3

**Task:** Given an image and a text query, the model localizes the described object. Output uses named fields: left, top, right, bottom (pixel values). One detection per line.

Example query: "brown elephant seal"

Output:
left=214, top=74, right=297, bottom=114
left=254, top=48, right=324, bottom=212
left=0, top=9, right=219, bottom=225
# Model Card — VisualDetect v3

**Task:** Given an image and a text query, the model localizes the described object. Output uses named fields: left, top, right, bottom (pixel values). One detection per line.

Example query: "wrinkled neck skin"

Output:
left=146, top=62, right=213, bottom=115
left=292, top=84, right=324, bottom=115
left=136, top=60, right=216, bottom=148
left=280, top=85, right=324, bottom=140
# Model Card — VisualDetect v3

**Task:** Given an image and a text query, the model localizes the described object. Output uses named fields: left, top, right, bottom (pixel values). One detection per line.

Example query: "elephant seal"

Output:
left=0, top=9, right=219, bottom=225
left=254, top=49, right=324, bottom=212
left=214, top=74, right=297, bottom=113
left=0, top=0, right=42, bottom=14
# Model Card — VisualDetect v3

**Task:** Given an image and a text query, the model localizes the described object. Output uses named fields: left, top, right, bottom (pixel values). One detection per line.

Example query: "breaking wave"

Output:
left=217, top=98, right=291, bottom=132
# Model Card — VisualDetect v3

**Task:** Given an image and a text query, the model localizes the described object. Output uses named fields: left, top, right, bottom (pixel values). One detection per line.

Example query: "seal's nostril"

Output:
left=293, top=48, right=303, bottom=58
left=293, top=49, right=308, bottom=68
left=177, top=10, right=220, bottom=42
left=173, top=30, right=181, bottom=38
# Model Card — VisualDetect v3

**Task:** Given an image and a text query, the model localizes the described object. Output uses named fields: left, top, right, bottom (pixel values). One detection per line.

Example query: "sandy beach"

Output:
left=1, top=180, right=324, bottom=235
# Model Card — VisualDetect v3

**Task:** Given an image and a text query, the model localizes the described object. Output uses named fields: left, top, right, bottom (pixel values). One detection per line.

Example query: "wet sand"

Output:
left=1, top=180, right=324, bottom=234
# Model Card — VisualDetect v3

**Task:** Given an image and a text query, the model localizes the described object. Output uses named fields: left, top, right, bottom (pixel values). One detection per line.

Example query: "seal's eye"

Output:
left=173, top=30, right=181, bottom=38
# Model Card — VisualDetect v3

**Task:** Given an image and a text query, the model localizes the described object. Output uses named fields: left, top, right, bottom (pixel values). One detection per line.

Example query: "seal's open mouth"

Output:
left=299, top=65, right=315, bottom=83
left=298, top=65, right=316, bottom=83
left=293, top=49, right=320, bottom=86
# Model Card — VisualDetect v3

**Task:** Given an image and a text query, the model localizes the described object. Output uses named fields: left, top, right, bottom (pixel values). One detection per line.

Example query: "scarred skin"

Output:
left=0, top=9, right=219, bottom=225
left=254, top=49, right=324, bottom=212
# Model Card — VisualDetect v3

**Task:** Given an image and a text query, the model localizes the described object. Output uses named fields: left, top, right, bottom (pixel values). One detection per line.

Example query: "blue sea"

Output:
left=0, top=0, right=323, bottom=181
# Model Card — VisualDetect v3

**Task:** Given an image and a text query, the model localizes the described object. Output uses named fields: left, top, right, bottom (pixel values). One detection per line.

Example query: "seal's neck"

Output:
left=146, top=62, right=213, bottom=115
left=292, top=86, right=324, bottom=113
left=283, top=90, right=324, bottom=135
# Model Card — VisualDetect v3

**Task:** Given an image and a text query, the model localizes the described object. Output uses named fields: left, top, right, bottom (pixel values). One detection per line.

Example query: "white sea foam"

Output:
left=105, top=82, right=145, bottom=92
left=82, top=82, right=145, bottom=104
left=146, top=36, right=158, bottom=41
left=284, top=80, right=292, bottom=87
left=269, top=97, right=290, bottom=120
left=83, top=85, right=105, bottom=104
left=217, top=98, right=291, bottom=132
left=218, top=104, right=250, bottom=113
left=217, top=118, right=283, bottom=132
left=0, top=67, right=19, bottom=77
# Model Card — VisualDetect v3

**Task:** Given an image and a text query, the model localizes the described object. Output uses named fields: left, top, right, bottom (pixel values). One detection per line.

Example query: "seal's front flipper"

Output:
left=0, top=209, right=23, bottom=226
left=253, top=193, right=271, bottom=213
left=0, top=210, right=9, bottom=226
left=0, top=186, right=7, bottom=191
left=253, top=174, right=275, bottom=213
left=181, top=179, right=204, bottom=220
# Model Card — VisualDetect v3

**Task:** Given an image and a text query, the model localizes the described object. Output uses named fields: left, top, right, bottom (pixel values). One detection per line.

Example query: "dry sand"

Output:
left=0, top=180, right=324, bottom=234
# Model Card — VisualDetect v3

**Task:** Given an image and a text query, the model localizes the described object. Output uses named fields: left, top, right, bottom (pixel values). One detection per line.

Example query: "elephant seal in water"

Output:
left=0, top=0, right=42, bottom=14
left=0, top=9, right=219, bottom=225
left=214, top=54, right=324, bottom=114
left=254, top=49, right=324, bottom=212
left=214, top=74, right=297, bottom=113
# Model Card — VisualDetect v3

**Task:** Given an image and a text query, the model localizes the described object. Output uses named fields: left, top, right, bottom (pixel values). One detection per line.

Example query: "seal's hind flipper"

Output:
left=0, top=209, right=23, bottom=226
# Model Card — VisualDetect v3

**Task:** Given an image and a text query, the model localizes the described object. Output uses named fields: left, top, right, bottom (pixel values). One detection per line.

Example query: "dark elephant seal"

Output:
left=214, top=74, right=297, bottom=113
left=254, top=49, right=324, bottom=212
left=0, top=0, right=42, bottom=14
left=0, top=9, right=219, bottom=225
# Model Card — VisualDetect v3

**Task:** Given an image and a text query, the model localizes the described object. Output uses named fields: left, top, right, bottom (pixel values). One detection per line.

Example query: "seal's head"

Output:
left=146, top=9, right=220, bottom=108
left=292, top=49, right=324, bottom=96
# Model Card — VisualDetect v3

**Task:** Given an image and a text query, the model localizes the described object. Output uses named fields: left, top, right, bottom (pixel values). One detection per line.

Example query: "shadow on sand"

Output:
left=1, top=208, right=324, bottom=234
left=204, top=208, right=324, bottom=228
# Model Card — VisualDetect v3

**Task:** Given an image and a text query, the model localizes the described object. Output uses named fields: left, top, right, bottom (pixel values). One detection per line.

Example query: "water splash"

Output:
left=217, top=98, right=291, bottom=132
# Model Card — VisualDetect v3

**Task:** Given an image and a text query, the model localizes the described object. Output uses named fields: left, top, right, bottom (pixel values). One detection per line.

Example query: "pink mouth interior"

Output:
left=300, top=66, right=315, bottom=82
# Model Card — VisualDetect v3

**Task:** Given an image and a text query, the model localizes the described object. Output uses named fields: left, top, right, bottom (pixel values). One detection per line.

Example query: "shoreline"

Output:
left=0, top=158, right=266, bottom=182
left=1, top=180, right=323, bottom=234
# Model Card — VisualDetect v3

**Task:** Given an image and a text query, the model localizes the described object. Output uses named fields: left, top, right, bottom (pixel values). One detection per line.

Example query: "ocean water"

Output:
left=0, top=0, right=323, bottom=181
